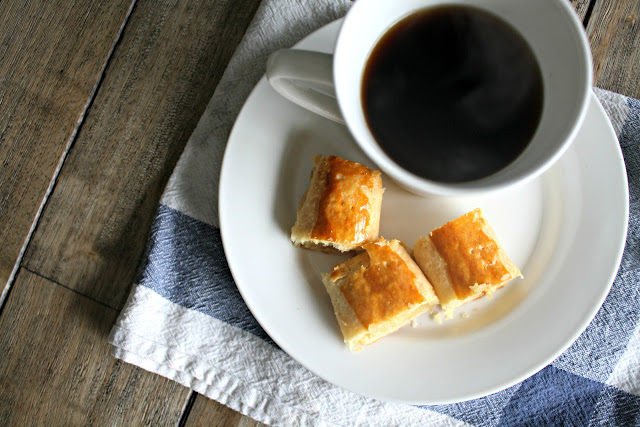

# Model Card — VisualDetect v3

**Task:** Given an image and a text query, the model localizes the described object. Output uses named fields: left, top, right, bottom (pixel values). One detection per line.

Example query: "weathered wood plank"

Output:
left=0, top=269, right=190, bottom=424
left=184, top=394, right=267, bottom=427
left=587, top=0, right=640, bottom=98
left=23, top=0, right=262, bottom=309
left=0, top=0, right=133, bottom=295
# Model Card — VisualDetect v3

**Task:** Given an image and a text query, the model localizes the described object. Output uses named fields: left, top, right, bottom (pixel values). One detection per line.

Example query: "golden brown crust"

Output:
left=413, top=209, right=521, bottom=318
left=322, top=238, right=439, bottom=351
left=291, top=155, right=383, bottom=252
left=429, top=209, right=513, bottom=299
left=339, top=241, right=424, bottom=328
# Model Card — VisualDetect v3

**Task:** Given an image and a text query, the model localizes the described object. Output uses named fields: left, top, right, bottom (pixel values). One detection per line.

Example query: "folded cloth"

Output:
left=109, top=0, right=640, bottom=424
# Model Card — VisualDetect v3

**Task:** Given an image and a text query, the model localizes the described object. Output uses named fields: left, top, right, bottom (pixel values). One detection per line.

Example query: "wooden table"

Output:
left=0, top=0, right=637, bottom=424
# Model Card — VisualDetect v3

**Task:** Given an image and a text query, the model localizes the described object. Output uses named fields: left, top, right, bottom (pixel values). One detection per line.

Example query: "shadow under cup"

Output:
left=334, top=0, right=593, bottom=197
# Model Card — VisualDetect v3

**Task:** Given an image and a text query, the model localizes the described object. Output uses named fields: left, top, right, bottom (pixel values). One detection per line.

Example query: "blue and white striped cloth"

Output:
left=109, top=0, right=640, bottom=424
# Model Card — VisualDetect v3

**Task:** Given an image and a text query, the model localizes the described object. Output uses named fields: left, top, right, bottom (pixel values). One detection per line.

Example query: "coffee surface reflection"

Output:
left=362, top=5, right=544, bottom=183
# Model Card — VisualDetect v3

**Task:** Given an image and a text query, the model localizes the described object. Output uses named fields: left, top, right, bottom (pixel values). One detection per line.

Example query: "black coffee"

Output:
left=362, top=6, right=543, bottom=183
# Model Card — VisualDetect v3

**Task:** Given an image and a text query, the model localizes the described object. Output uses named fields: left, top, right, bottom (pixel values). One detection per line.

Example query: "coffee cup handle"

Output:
left=266, top=49, right=345, bottom=124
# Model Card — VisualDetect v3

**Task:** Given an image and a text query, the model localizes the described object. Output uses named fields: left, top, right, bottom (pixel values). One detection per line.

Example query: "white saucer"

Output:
left=218, top=19, right=629, bottom=404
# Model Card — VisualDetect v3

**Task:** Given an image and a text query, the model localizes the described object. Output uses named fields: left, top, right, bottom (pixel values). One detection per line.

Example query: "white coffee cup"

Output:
left=266, top=0, right=592, bottom=197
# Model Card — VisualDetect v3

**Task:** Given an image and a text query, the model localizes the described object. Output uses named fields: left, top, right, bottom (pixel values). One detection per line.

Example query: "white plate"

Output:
left=219, top=19, right=629, bottom=404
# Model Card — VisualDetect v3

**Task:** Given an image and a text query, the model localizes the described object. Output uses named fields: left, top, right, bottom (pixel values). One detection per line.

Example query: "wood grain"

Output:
left=184, top=394, right=267, bottom=427
left=587, top=0, right=640, bottom=97
left=0, top=269, right=190, bottom=424
left=0, top=0, right=133, bottom=294
left=23, top=0, right=262, bottom=309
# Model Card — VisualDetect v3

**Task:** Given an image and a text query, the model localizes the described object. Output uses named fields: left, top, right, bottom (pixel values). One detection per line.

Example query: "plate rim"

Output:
left=219, top=19, right=629, bottom=404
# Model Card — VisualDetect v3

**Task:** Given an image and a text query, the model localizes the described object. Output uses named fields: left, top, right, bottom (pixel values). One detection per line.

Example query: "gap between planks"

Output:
left=22, top=267, right=119, bottom=312
left=178, top=391, right=198, bottom=427
left=0, top=0, right=139, bottom=315
left=582, top=0, right=598, bottom=27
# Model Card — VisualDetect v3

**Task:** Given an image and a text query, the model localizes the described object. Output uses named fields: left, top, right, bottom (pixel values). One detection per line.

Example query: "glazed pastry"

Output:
left=322, top=238, right=439, bottom=351
left=413, top=208, right=522, bottom=318
left=291, top=155, right=383, bottom=252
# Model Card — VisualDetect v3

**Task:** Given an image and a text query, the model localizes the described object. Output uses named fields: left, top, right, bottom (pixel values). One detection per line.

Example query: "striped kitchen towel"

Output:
left=109, top=0, right=640, bottom=424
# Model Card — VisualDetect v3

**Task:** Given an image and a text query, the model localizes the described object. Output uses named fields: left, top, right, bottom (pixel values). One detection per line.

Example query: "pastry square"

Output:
left=291, top=155, right=383, bottom=252
left=413, top=208, right=522, bottom=318
left=321, top=238, right=439, bottom=351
